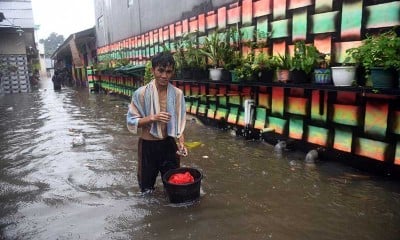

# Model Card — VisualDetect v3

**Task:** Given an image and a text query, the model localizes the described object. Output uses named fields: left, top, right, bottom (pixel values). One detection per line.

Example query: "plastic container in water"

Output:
left=162, top=167, right=203, bottom=203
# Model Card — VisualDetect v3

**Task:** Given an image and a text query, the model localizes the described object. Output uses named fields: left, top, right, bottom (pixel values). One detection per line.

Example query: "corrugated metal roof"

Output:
left=0, top=0, right=34, bottom=29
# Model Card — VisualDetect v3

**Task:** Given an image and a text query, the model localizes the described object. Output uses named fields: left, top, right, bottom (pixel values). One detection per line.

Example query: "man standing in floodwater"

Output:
left=126, top=52, right=187, bottom=193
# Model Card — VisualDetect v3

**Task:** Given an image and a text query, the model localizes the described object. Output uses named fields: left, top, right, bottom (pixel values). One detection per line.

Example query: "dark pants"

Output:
left=138, top=137, right=180, bottom=192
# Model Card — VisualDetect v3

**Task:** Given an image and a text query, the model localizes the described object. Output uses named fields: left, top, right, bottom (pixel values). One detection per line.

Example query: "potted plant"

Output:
left=185, top=34, right=207, bottom=80
left=199, top=29, right=236, bottom=81
left=231, top=53, right=255, bottom=82
left=275, top=54, right=291, bottom=83
left=345, top=28, right=400, bottom=88
left=252, top=52, right=276, bottom=82
left=290, top=41, right=320, bottom=84
left=314, top=53, right=332, bottom=84
left=173, top=34, right=192, bottom=79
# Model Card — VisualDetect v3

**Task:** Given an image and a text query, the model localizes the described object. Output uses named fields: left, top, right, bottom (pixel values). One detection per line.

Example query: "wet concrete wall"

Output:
left=94, top=0, right=235, bottom=46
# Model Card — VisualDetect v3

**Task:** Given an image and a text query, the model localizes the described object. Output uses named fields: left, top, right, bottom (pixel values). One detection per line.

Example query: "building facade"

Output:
left=0, top=0, right=38, bottom=93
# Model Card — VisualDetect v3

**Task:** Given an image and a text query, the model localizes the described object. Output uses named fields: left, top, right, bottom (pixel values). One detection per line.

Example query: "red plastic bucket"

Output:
left=162, top=167, right=203, bottom=203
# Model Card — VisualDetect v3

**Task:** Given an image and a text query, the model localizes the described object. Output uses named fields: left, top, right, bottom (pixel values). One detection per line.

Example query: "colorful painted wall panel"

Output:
left=206, top=11, right=217, bottom=29
left=271, top=87, right=285, bottom=116
left=268, top=116, right=287, bottom=134
left=355, top=137, right=388, bottom=161
left=242, top=0, right=253, bottom=25
left=391, top=111, right=400, bottom=135
left=364, top=100, right=388, bottom=138
left=215, top=107, right=228, bottom=120
left=307, top=125, right=329, bottom=146
left=365, top=2, right=400, bottom=29
left=271, top=19, right=290, bottom=38
left=273, top=0, right=287, bottom=20
left=340, top=0, right=362, bottom=40
left=227, top=4, right=241, bottom=25
left=333, top=127, right=353, bottom=152
left=218, top=7, right=227, bottom=29
left=253, top=0, right=271, bottom=18
left=258, top=92, right=270, bottom=109
left=314, top=0, right=332, bottom=13
left=289, top=117, right=303, bottom=139
left=310, top=90, right=328, bottom=122
left=228, top=106, right=239, bottom=124
left=395, top=142, right=400, bottom=165
left=332, top=104, right=360, bottom=126
left=287, top=97, right=307, bottom=115
left=241, top=26, right=256, bottom=42
left=198, top=104, right=207, bottom=115
left=292, top=8, right=307, bottom=41
left=288, top=0, right=312, bottom=10
left=255, top=107, right=267, bottom=129
left=198, top=14, right=206, bottom=33
left=256, top=17, right=269, bottom=41
left=311, top=11, right=338, bottom=34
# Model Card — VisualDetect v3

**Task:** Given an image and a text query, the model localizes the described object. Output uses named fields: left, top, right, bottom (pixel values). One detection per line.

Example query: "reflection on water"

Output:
left=0, top=78, right=399, bottom=240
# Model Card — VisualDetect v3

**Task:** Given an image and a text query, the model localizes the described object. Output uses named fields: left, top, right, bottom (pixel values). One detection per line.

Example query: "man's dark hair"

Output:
left=151, top=51, right=175, bottom=69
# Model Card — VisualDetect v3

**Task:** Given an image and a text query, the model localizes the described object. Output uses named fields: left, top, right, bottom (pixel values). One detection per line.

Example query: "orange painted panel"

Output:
left=355, top=138, right=388, bottom=161
left=273, top=0, right=287, bottom=19
left=206, top=11, right=217, bottom=29
left=198, top=14, right=206, bottom=33
left=289, top=0, right=312, bottom=9
left=169, top=24, right=175, bottom=40
left=258, top=93, right=270, bottom=108
left=218, top=7, right=227, bottom=29
left=364, top=100, right=388, bottom=137
left=242, top=0, right=253, bottom=25
left=272, top=40, right=286, bottom=56
left=314, top=35, right=332, bottom=54
left=227, top=5, right=241, bottom=25
left=189, top=17, right=198, bottom=33
left=182, top=19, right=189, bottom=34
left=254, top=0, right=271, bottom=18
left=271, top=87, right=285, bottom=116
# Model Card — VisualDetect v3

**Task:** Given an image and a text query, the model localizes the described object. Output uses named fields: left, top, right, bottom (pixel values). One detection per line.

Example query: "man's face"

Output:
left=152, top=65, right=174, bottom=87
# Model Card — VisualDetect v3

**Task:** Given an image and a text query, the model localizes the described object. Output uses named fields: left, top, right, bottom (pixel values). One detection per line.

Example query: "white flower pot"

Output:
left=209, top=68, right=223, bottom=81
left=331, top=66, right=356, bottom=86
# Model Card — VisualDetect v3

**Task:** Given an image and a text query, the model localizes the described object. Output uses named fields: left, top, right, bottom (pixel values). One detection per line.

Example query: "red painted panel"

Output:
left=288, top=0, right=312, bottom=10
left=273, top=0, right=287, bottom=19
left=227, top=5, right=241, bottom=24
left=242, top=0, right=253, bottom=25
left=158, top=28, right=163, bottom=42
left=206, top=11, right=217, bottom=29
left=163, top=27, right=169, bottom=41
left=175, top=21, right=182, bottom=38
left=314, top=35, right=332, bottom=54
left=336, top=92, right=356, bottom=104
left=218, top=7, right=227, bottom=29
left=182, top=19, right=189, bottom=34
left=272, top=40, right=286, bottom=56
left=254, top=0, right=271, bottom=18
left=198, top=14, right=206, bottom=32
left=189, top=17, right=198, bottom=33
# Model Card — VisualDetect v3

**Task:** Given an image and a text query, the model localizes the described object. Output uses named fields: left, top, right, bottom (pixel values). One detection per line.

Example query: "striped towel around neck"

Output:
left=127, top=80, right=186, bottom=139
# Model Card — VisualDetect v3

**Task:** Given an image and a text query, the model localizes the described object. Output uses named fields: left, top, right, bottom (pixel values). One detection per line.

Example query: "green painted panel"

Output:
left=308, top=125, right=329, bottom=146
left=366, top=2, right=400, bottom=29
left=292, top=9, right=307, bottom=40
left=268, top=116, right=287, bottom=135
left=332, top=104, right=359, bottom=126
left=240, top=26, right=256, bottom=42
left=355, top=137, right=388, bottom=161
left=289, top=117, right=303, bottom=140
left=333, top=127, right=352, bottom=152
left=341, top=0, right=362, bottom=33
left=257, top=17, right=269, bottom=42
left=271, top=20, right=289, bottom=39
left=312, top=11, right=338, bottom=33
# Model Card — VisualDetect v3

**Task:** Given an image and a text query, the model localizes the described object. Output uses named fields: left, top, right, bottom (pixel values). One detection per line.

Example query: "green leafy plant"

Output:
left=345, top=28, right=400, bottom=71
left=275, top=54, right=291, bottom=70
left=290, top=41, right=320, bottom=74
left=199, top=29, right=237, bottom=68
left=143, top=60, right=153, bottom=85
left=252, top=52, right=277, bottom=72
left=232, top=53, right=255, bottom=81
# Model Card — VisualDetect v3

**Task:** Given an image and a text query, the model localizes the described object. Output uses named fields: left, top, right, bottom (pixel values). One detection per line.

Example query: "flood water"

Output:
left=0, top=78, right=399, bottom=240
